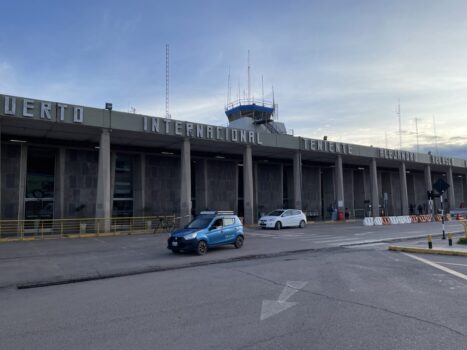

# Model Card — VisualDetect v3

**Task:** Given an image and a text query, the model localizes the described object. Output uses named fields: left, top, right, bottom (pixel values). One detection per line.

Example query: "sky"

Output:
left=1, top=0, right=467, bottom=158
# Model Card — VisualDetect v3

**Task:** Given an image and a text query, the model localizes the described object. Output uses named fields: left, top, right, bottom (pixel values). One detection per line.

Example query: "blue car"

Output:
left=167, top=211, right=244, bottom=255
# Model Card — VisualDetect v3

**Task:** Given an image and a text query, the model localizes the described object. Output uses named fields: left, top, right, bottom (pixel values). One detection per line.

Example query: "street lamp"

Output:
left=105, top=102, right=113, bottom=130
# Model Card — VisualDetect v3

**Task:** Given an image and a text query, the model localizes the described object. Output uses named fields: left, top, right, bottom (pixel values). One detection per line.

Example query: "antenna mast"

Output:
left=261, top=75, right=264, bottom=106
left=165, top=44, right=171, bottom=119
left=433, top=115, right=439, bottom=155
left=397, top=99, right=402, bottom=149
left=414, top=117, right=421, bottom=153
left=247, top=50, right=251, bottom=100
left=227, top=66, right=231, bottom=105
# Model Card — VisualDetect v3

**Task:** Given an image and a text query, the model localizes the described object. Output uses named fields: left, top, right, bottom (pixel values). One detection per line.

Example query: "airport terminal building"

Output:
left=1, top=93, right=466, bottom=228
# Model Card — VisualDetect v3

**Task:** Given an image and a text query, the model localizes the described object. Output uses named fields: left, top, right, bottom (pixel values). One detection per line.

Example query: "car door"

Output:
left=281, top=210, right=292, bottom=227
left=222, top=217, right=237, bottom=243
left=292, top=210, right=301, bottom=226
left=206, top=218, right=224, bottom=245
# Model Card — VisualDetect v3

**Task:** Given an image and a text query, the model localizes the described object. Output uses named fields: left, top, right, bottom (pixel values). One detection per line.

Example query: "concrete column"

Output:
left=95, top=129, right=111, bottom=232
left=17, top=144, right=27, bottom=221
left=55, top=147, right=66, bottom=219
left=424, top=165, right=432, bottom=191
left=243, top=145, right=254, bottom=225
left=279, top=164, right=284, bottom=207
left=180, top=138, right=192, bottom=227
left=335, top=155, right=344, bottom=211
left=293, top=151, right=302, bottom=210
left=133, top=154, right=145, bottom=216
left=447, top=167, right=456, bottom=210
left=369, top=158, right=380, bottom=217
left=203, top=159, right=208, bottom=210
left=399, top=163, right=409, bottom=215
left=141, top=154, right=146, bottom=215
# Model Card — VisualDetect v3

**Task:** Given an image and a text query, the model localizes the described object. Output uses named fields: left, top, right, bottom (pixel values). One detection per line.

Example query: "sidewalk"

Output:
left=389, top=235, right=467, bottom=257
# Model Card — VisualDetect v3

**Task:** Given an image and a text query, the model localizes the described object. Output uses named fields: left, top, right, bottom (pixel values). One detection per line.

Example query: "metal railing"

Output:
left=0, top=215, right=179, bottom=241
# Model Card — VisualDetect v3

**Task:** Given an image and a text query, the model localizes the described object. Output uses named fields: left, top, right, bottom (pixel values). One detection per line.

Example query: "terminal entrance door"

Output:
left=24, top=148, right=55, bottom=233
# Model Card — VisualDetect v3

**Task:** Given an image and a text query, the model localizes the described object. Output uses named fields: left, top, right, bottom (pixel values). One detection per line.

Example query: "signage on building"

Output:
left=1, top=94, right=466, bottom=169
left=2, top=95, right=84, bottom=123
left=143, top=116, right=263, bottom=145
left=378, top=148, right=416, bottom=162
left=302, top=138, right=353, bottom=154
left=430, top=155, right=453, bottom=166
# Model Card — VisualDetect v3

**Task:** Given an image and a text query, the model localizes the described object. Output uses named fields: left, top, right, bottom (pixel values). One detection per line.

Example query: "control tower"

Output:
left=225, top=98, right=288, bottom=134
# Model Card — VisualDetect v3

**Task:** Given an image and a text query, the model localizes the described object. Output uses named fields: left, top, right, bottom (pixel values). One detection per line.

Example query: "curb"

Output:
left=388, top=245, right=467, bottom=257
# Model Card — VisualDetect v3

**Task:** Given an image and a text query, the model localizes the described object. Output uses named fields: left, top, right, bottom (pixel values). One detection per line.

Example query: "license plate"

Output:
left=172, top=241, right=178, bottom=247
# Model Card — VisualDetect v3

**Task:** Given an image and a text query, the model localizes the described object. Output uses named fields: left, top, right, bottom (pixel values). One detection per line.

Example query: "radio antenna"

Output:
left=227, top=66, right=231, bottom=104
left=165, top=44, right=171, bottom=119
left=397, top=99, right=402, bottom=149
left=433, top=115, right=439, bottom=155
left=414, top=117, right=421, bottom=153
left=247, top=50, right=251, bottom=100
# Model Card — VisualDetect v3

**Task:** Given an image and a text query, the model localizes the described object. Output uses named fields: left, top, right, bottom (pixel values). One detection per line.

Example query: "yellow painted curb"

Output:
left=389, top=245, right=467, bottom=257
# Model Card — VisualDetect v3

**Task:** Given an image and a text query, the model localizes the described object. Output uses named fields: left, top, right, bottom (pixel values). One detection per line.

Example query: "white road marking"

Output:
left=433, top=261, right=467, bottom=268
left=403, top=253, right=467, bottom=282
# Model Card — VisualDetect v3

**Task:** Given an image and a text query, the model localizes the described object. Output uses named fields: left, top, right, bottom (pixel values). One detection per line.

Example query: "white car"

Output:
left=258, top=209, right=307, bottom=229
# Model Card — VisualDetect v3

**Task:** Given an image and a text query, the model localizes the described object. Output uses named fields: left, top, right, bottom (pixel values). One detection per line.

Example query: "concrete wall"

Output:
left=145, top=155, right=180, bottom=215
left=322, top=167, right=334, bottom=219
left=63, top=149, right=98, bottom=218
left=194, top=160, right=207, bottom=214
left=390, top=172, right=401, bottom=215
left=256, top=163, right=282, bottom=216
left=380, top=172, right=392, bottom=216
left=284, top=166, right=294, bottom=208
left=353, top=170, right=366, bottom=217
left=454, top=176, right=464, bottom=207
left=1, top=144, right=21, bottom=219
left=302, top=166, right=320, bottom=215
left=412, top=172, right=426, bottom=211
left=343, top=169, right=354, bottom=215
left=205, top=160, right=237, bottom=212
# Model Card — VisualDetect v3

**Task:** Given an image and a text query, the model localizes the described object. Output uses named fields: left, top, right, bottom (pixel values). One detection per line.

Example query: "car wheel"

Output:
left=234, top=235, right=244, bottom=249
left=299, top=220, right=306, bottom=228
left=275, top=221, right=282, bottom=230
left=196, top=240, right=208, bottom=255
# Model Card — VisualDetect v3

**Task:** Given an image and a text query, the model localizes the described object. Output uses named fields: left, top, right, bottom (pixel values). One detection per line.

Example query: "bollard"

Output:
left=427, top=234, right=433, bottom=249
left=448, top=232, right=453, bottom=247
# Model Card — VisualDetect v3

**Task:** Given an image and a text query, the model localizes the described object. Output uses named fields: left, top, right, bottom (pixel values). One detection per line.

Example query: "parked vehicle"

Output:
left=258, top=209, right=307, bottom=229
left=167, top=211, right=244, bottom=255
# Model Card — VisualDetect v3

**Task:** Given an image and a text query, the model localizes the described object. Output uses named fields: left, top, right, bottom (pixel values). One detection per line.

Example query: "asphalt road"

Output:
left=1, top=244, right=466, bottom=349
left=0, top=221, right=463, bottom=288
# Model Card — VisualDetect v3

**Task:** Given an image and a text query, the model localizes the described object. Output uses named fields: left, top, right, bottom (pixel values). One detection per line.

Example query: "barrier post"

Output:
left=427, top=234, right=433, bottom=249
left=440, top=194, right=446, bottom=239
left=448, top=232, right=452, bottom=246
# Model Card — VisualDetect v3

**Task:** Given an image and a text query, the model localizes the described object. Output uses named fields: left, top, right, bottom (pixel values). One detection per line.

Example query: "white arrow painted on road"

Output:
left=260, top=281, right=307, bottom=321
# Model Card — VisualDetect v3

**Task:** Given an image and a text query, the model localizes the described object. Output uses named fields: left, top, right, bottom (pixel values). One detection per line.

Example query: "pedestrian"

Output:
left=345, top=208, right=350, bottom=220
left=417, top=204, right=423, bottom=215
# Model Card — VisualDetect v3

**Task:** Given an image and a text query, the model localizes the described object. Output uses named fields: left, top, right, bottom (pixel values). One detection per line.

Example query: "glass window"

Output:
left=267, top=210, right=284, bottom=216
left=223, top=218, right=235, bottom=226
left=186, top=215, right=213, bottom=229
left=113, top=154, right=134, bottom=217
left=114, top=155, right=133, bottom=199
left=26, top=149, right=55, bottom=199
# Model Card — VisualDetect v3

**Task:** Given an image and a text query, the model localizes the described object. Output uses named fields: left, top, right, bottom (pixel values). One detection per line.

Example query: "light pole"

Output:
left=105, top=102, right=113, bottom=130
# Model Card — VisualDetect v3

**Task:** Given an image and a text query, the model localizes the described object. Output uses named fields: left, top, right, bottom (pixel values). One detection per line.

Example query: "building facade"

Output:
left=1, top=94, right=467, bottom=227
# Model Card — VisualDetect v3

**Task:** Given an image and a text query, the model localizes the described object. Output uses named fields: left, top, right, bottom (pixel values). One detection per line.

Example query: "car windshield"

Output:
left=267, top=210, right=284, bottom=216
left=185, top=216, right=213, bottom=229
